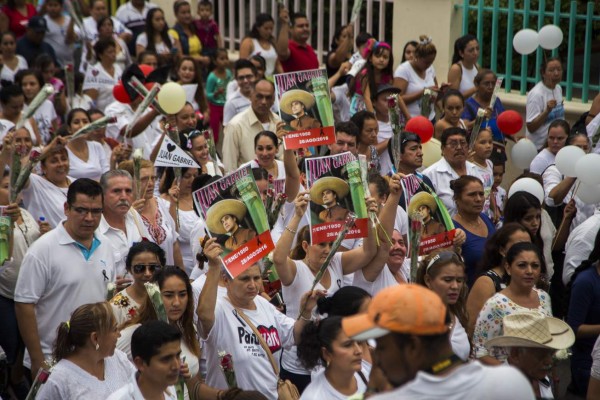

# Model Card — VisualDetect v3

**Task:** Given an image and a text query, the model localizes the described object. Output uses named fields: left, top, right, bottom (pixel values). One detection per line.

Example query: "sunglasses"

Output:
left=426, top=251, right=463, bottom=272
left=132, top=264, right=162, bottom=274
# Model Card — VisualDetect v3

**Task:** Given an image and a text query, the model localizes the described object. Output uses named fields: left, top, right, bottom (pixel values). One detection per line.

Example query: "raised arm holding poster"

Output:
left=274, top=68, right=336, bottom=150
left=305, top=152, right=368, bottom=244
left=192, top=166, right=274, bottom=277
left=401, top=174, right=456, bottom=256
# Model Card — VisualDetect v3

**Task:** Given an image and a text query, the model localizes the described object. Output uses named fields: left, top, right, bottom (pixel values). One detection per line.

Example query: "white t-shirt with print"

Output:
left=203, top=296, right=295, bottom=400
left=83, top=63, right=123, bottom=112
left=23, top=100, right=56, bottom=145
left=393, top=61, right=436, bottom=120
left=67, top=140, right=110, bottom=181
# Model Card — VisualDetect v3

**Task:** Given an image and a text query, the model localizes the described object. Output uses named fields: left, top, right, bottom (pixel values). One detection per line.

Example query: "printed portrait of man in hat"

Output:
left=309, top=176, right=350, bottom=223
left=280, top=89, right=322, bottom=130
left=408, top=192, right=446, bottom=238
left=205, top=199, right=257, bottom=252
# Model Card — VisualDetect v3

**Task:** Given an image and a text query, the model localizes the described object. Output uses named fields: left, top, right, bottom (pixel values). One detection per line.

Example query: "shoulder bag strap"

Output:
left=226, top=298, right=280, bottom=376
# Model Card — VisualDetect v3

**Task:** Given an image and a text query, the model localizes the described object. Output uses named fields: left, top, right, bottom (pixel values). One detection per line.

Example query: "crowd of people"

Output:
left=0, top=1, right=599, bottom=399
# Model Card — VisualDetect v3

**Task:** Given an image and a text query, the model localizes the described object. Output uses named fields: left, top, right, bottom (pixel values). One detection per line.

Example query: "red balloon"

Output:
left=405, top=115, right=434, bottom=143
left=113, top=81, right=130, bottom=104
left=497, top=110, right=523, bottom=135
left=139, top=64, right=154, bottom=77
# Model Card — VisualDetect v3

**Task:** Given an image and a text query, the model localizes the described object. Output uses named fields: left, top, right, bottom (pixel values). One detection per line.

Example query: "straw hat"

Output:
left=485, top=311, right=575, bottom=350
left=205, top=199, right=247, bottom=235
left=280, top=89, right=315, bottom=115
left=407, top=191, right=438, bottom=216
left=309, top=177, right=350, bottom=206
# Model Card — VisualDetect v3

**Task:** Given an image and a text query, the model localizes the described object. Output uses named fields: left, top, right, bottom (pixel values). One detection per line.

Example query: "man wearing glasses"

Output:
left=223, top=59, right=257, bottom=126
left=15, top=178, right=116, bottom=379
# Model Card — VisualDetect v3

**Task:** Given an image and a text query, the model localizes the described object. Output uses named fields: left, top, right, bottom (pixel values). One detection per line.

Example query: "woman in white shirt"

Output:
left=119, top=159, right=184, bottom=267
left=297, top=316, right=369, bottom=399
left=416, top=250, right=471, bottom=361
left=0, top=32, right=28, bottom=83
left=529, top=119, right=569, bottom=175
left=83, top=37, right=123, bottom=112
left=65, top=108, right=110, bottom=181
left=135, top=8, right=181, bottom=65
left=526, top=57, right=565, bottom=150
left=16, top=69, right=58, bottom=145
left=393, top=35, right=439, bottom=120
left=36, top=302, right=134, bottom=400
left=117, top=266, right=216, bottom=399
left=447, top=34, right=479, bottom=98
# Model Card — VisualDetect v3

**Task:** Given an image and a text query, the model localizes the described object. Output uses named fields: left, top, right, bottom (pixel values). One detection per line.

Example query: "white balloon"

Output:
left=555, top=145, right=585, bottom=177
left=422, top=138, right=442, bottom=168
left=513, top=29, right=540, bottom=55
left=539, top=24, right=563, bottom=50
left=511, top=139, right=538, bottom=170
left=157, top=82, right=187, bottom=114
left=508, top=178, right=545, bottom=204
left=576, top=182, right=600, bottom=205
left=575, top=154, right=600, bottom=185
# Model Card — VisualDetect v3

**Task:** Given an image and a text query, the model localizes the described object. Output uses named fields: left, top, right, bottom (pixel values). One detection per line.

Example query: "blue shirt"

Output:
left=462, top=97, right=506, bottom=143
left=73, top=235, right=101, bottom=261
left=452, top=213, right=496, bottom=286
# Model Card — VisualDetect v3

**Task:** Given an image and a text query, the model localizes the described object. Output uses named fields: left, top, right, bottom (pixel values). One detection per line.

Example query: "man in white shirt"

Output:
left=107, top=321, right=180, bottom=400
left=342, top=284, right=535, bottom=400
left=222, top=79, right=280, bottom=172
left=14, top=178, right=116, bottom=377
left=98, top=170, right=147, bottom=279
left=223, top=59, right=257, bottom=126
left=115, top=0, right=158, bottom=55
left=563, top=209, right=600, bottom=285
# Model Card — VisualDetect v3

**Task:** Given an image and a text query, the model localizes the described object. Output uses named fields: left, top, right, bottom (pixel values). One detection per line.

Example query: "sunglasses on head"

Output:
left=401, top=133, right=421, bottom=145
left=132, top=264, right=162, bottom=274
left=426, top=251, right=463, bottom=272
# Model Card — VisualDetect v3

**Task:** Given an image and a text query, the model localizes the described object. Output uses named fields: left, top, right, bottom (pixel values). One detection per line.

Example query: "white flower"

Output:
left=133, top=148, right=143, bottom=160
left=477, top=108, right=486, bottom=117
left=267, top=251, right=274, bottom=263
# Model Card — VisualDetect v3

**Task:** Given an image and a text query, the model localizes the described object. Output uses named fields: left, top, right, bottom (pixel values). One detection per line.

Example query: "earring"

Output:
left=95, top=343, right=99, bottom=351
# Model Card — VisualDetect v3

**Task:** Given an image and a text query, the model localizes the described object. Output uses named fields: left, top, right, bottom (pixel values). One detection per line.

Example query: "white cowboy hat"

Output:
left=485, top=311, right=575, bottom=350
left=309, top=177, right=350, bottom=206
left=205, top=199, right=247, bottom=235
left=280, top=89, right=316, bottom=115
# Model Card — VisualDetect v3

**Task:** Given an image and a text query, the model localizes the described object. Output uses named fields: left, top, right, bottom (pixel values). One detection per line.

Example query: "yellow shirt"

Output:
left=169, top=29, right=202, bottom=56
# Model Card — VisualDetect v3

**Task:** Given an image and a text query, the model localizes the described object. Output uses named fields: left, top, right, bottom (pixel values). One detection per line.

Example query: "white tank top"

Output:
left=459, top=62, right=478, bottom=94
left=281, top=254, right=344, bottom=374
left=251, top=38, right=278, bottom=78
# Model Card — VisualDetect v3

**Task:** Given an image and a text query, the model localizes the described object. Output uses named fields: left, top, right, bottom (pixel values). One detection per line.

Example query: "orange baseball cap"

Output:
left=342, top=284, right=449, bottom=341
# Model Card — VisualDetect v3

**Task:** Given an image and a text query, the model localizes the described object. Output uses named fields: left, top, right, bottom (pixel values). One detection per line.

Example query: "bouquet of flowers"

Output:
left=420, top=88, right=433, bottom=118
left=144, top=282, right=168, bottom=323
left=133, top=148, right=144, bottom=200
left=298, top=213, right=357, bottom=319
left=16, top=84, right=54, bottom=131
left=468, top=108, right=486, bottom=150
left=68, top=114, right=118, bottom=142
left=264, top=175, right=287, bottom=229
left=408, top=211, right=424, bottom=283
left=218, top=351, right=238, bottom=389
left=10, top=149, right=41, bottom=203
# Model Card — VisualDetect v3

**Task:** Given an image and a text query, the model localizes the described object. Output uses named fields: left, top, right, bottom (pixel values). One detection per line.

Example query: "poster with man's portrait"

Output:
left=192, top=166, right=274, bottom=277
left=305, top=152, right=369, bottom=244
left=274, top=68, right=335, bottom=149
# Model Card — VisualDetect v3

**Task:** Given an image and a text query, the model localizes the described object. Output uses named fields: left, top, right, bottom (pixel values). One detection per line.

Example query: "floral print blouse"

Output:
left=472, top=288, right=552, bottom=362
left=110, top=289, right=142, bottom=325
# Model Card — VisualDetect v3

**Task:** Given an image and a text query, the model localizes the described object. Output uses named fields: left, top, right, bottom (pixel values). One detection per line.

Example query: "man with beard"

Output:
left=98, top=170, right=147, bottom=281
left=15, top=178, right=116, bottom=378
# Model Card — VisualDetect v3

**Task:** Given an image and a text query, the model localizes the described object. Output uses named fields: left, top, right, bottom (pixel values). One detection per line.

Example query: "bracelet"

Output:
left=285, top=226, right=297, bottom=234
left=299, top=314, right=312, bottom=321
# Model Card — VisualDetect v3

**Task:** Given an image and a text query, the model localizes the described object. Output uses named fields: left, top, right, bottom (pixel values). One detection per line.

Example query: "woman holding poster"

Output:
left=272, top=187, right=398, bottom=391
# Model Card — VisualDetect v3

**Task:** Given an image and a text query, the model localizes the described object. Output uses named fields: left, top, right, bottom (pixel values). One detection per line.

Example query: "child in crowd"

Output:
left=434, top=89, right=468, bottom=139
left=491, top=155, right=507, bottom=226
left=135, top=8, right=180, bottom=66
left=350, top=39, right=393, bottom=115
left=469, top=128, right=494, bottom=219
left=205, top=48, right=231, bottom=143
left=34, top=54, right=66, bottom=118
left=195, top=0, right=223, bottom=58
